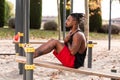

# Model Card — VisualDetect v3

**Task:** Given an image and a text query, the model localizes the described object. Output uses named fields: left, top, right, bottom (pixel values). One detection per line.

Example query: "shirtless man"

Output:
left=33, top=13, right=87, bottom=68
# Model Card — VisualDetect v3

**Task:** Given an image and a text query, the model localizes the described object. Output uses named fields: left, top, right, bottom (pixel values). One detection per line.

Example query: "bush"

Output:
left=8, top=17, right=15, bottom=28
left=97, top=24, right=120, bottom=34
left=4, top=1, right=14, bottom=26
left=43, top=21, right=58, bottom=31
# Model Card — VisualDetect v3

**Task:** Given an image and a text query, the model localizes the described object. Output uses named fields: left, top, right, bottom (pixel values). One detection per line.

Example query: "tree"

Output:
left=89, top=0, right=102, bottom=32
left=4, top=1, right=14, bottom=26
left=0, top=0, right=5, bottom=27
left=30, top=0, right=42, bottom=29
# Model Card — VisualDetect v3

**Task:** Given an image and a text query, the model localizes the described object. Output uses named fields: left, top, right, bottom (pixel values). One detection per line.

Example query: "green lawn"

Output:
left=0, top=28, right=120, bottom=40
left=89, top=32, right=120, bottom=40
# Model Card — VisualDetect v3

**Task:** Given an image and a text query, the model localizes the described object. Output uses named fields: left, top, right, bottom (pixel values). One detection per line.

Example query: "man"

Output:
left=33, top=13, right=87, bottom=68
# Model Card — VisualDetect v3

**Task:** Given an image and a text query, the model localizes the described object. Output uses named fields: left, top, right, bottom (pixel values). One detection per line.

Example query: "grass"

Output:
left=30, top=29, right=59, bottom=39
left=0, top=28, right=59, bottom=40
left=0, top=28, right=120, bottom=40
left=0, top=28, right=15, bottom=39
left=89, top=32, right=120, bottom=40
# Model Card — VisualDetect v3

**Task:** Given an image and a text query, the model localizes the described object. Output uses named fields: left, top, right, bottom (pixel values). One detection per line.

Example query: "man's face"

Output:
left=65, top=15, right=75, bottom=29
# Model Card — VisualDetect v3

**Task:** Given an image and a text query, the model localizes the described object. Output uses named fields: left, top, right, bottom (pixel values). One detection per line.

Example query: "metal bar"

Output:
left=88, top=41, right=93, bottom=68
left=70, top=0, right=73, bottom=13
left=26, top=53, right=33, bottom=80
left=111, top=69, right=117, bottom=80
left=16, top=56, right=120, bottom=79
left=63, top=0, right=66, bottom=40
left=108, top=0, right=112, bottom=50
left=23, top=0, right=30, bottom=79
left=13, top=40, right=64, bottom=44
left=25, top=46, right=34, bottom=80
left=15, top=0, right=24, bottom=75
left=23, top=0, right=30, bottom=44
left=0, top=54, right=16, bottom=55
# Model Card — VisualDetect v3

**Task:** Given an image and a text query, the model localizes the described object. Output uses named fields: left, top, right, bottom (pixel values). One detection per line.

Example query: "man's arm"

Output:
left=69, top=33, right=83, bottom=55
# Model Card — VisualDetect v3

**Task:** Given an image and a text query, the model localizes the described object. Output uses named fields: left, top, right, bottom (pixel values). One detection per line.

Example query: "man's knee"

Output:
left=48, top=39, right=54, bottom=41
left=49, top=39, right=59, bottom=44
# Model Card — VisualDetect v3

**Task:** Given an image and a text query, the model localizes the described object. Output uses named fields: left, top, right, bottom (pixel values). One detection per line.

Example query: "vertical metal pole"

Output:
left=25, top=46, right=34, bottom=80
left=23, top=0, right=30, bottom=79
left=26, top=52, right=33, bottom=80
left=16, top=0, right=24, bottom=75
left=70, top=0, right=73, bottom=13
left=111, top=69, right=117, bottom=80
left=63, top=0, right=66, bottom=40
left=108, top=0, right=112, bottom=50
left=15, top=0, right=19, bottom=38
left=23, top=0, right=30, bottom=43
left=88, top=41, right=93, bottom=68
left=22, top=0, right=26, bottom=79
left=15, top=0, right=20, bottom=65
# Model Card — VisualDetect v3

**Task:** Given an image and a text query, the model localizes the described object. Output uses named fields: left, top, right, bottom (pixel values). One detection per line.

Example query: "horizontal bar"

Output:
left=0, top=53, right=16, bottom=55
left=15, top=56, right=120, bottom=79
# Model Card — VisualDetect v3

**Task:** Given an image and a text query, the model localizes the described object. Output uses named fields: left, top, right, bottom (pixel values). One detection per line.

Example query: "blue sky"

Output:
left=7, top=0, right=120, bottom=20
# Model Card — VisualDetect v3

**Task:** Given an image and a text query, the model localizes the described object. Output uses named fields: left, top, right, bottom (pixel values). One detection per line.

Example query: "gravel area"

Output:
left=0, top=40, right=120, bottom=80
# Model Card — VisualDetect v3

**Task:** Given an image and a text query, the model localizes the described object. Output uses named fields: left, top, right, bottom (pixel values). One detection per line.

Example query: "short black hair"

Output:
left=70, top=13, right=84, bottom=23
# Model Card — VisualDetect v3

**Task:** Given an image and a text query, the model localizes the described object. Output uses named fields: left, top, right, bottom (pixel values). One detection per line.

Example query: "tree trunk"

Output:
left=84, top=0, right=89, bottom=40
left=57, top=0, right=62, bottom=40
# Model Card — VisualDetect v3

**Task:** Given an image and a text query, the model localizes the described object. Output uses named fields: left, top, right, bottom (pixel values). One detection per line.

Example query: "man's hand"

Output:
left=64, top=31, right=72, bottom=43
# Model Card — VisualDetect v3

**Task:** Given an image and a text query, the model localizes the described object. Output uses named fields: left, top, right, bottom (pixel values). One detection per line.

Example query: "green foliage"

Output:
left=43, top=21, right=58, bottom=31
left=30, top=0, right=42, bottom=29
left=8, top=18, right=15, bottom=28
left=4, top=1, right=14, bottom=26
left=0, top=0, right=5, bottom=27
left=89, top=7, right=102, bottom=32
left=0, top=28, right=15, bottom=39
left=30, top=30, right=59, bottom=39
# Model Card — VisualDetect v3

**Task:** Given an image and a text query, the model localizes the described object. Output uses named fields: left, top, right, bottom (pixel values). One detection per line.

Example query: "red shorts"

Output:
left=53, top=46, right=75, bottom=68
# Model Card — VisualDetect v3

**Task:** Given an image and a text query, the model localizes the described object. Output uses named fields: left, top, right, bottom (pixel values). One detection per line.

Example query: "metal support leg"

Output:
left=24, top=45, right=35, bottom=80
left=111, top=69, right=118, bottom=80
left=87, top=41, right=93, bottom=68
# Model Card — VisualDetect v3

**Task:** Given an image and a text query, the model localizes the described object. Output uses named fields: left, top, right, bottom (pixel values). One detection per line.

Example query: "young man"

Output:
left=33, top=13, right=87, bottom=68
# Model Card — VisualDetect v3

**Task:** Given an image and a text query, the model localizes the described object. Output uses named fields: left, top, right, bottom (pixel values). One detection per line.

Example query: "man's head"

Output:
left=65, top=13, right=84, bottom=29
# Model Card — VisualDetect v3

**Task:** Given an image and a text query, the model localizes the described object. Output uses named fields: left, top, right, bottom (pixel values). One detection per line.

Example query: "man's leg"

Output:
left=33, top=39, right=64, bottom=58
